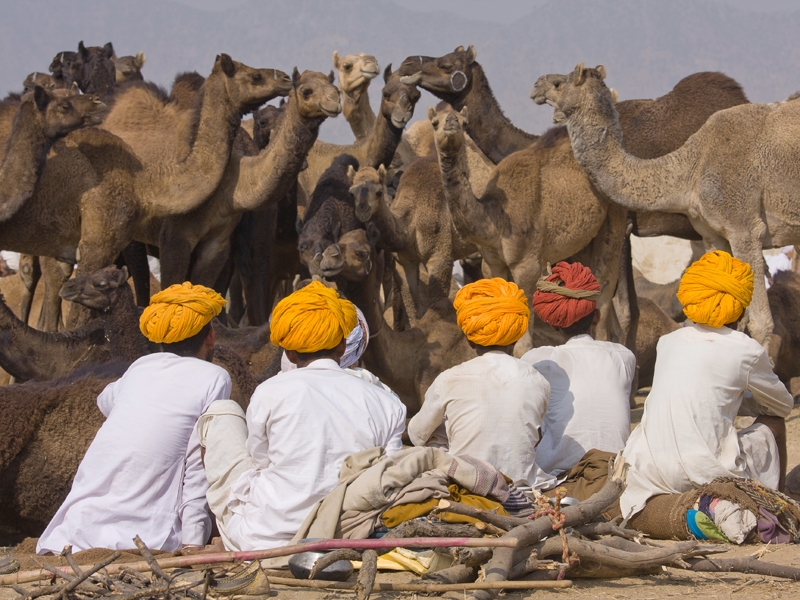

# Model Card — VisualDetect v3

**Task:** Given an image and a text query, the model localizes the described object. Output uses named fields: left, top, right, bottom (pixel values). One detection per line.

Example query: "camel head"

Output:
left=77, top=41, right=116, bottom=98
left=114, top=52, right=146, bottom=84
left=289, top=69, right=342, bottom=119
left=252, top=102, right=285, bottom=150
left=333, top=51, right=380, bottom=97
left=398, top=44, right=477, bottom=99
left=380, top=65, right=421, bottom=130
left=23, top=72, right=64, bottom=93
left=320, top=226, right=379, bottom=282
left=23, top=85, right=106, bottom=139
left=49, top=50, right=81, bottom=86
left=59, top=266, right=129, bottom=312
left=530, top=73, right=567, bottom=106
left=211, top=54, right=292, bottom=115
left=429, top=105, right=468, bottom=157
left=552, top=63, right=610, bottom=124
left=348, top=164, right=388, bottom=222
left=297, top=215, right=343, bottom=277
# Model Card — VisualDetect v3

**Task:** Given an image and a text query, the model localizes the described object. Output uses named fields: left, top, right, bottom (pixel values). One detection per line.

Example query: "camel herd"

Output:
left=1, top=40, right=800, bottom=545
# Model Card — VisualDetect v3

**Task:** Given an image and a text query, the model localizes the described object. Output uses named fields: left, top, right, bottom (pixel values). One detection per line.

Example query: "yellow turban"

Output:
left=677, top=250, right=754, bottom=328
left=270, top=281, right=357, bottom=353
left=139, top=282, right=226, bottom=344
left=454, top=278, right=530, bottom=347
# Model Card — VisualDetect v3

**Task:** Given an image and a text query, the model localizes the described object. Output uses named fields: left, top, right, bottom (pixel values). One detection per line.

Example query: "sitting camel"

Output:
left=320, top=227, right=475, bottom=413
left=551, top=63, right=800, bottom=356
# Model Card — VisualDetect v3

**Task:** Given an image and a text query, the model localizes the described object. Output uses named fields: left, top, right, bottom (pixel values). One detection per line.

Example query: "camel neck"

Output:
left=101, top=286, right=150, bottom=361
left=370, top=192, right=409, bottom=252
left=233, top=94, right=325, bottom=212
left=564, top=82, right=694, bottom=214
left=363, top=107, right=404, bottom=170
left=0, top=102, right=53, bottom=222
left=342, top=83, right=375, bottom=141
left=458, top=63, right=538, bottom=163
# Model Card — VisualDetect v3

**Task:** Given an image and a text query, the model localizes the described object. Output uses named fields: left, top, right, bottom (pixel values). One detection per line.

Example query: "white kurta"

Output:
left=223, top=359, right=406, bottom=550
left=37, top=353, right=232, bottom=554
left=407, top=352, right=550, bottom=486
left=521, top=335, right=636, bottom=476
left=620, top=323, right=793, bottom=519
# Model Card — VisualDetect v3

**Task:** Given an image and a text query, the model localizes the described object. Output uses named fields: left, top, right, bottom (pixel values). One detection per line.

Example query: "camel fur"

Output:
left=333, top=51, right=379, bottom=141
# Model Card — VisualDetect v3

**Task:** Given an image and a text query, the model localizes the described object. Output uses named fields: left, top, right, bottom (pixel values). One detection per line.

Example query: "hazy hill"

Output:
left=1, top=0, right=800, bottom=143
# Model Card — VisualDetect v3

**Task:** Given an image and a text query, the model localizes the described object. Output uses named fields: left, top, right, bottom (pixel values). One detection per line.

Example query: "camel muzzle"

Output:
left=400, top=72, right=422, bottom=86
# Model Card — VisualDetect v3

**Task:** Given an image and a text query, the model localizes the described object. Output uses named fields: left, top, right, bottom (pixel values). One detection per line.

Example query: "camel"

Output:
left=320, top=227, right=475, bottom=413
left=158, top=69, right=340, bottom=291
left=333, top=51, right=379, bottom=140
left=113, top=51, right=146, bottom=84
left=298, top=154, right=362, bottom=276
left=298, top=66, right=420, bottom=196
left=633, top=268, right=684, bottom=322
left=429, top=105, right=627, bottom=343
left=550, top=63, right=800, bottom=355
left=348, top=162, right=478, bottom=323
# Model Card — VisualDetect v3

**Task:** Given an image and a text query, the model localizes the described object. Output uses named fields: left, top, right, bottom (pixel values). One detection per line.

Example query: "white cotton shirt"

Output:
left=407, top=352, right=550, bottom=486
left=620, top=322, right=793, bottom=519
left=37, top=353, right=232, bottom=554
left=521, top=335, right=636, bottom=476
left=223, top=359, right=406, bottom=550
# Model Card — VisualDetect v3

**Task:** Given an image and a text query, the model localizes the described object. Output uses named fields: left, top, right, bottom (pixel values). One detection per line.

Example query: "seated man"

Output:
left=621, top=251, right=793, bottom=521
left=37, top=283, right=230, bottom=554
left=407, top=278, right=551, bottom=486
left=522, top=261, right=636, bottom=479
left=199, top=281, right=406, bottom=550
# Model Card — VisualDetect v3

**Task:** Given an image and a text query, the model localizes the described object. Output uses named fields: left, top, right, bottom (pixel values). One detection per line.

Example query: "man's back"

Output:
left=522, top=335, right=635, bottom=475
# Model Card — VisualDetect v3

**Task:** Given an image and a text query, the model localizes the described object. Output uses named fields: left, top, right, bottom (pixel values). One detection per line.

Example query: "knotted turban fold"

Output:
left=532, top=261, right=600, bottom=328
left=677, top=250, right=753, bottom=328
left=270, top=280, right=357, bottom=353
left=139, top=282, right=226, bottom=344
left=453, top=278, right=530, bottom=347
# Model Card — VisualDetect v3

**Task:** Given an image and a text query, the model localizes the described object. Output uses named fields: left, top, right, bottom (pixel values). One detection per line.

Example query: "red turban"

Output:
left=532, top=262, right=600, bottom=328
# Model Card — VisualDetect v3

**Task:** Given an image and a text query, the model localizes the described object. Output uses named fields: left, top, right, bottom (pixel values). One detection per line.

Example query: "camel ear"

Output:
left=455, top=45, right=464, bottom=52
left=78, top=41, right=88, bottom=60
left=383, top=64, right=392, bottom=84
left=347, top=164, right=357, bottom=184
left=279, top=97, right=286, bottom=108
left=70, top=81, right=79, bottom=93
left=465, top=44, right=477, bottom=64
left=366, top=222, right=380, bottom=247
left=134, top=52, right=146, bottom=69
left=33, top=86, right=50, bottom=111
left=295, top=214, right=304, bottom=235
left=332, top=50, right=340, bottom=68
left=427, top=106, right=436, bottom=121
left=328, top=70, right=335, bottom=84
left=573, top=62, right=585, bottom=86
left=596, top=65, right=606, bottom=79
left=459, top=106, right=468, bottom=123
left=117, top=266, right=129, bottom=286
left=332, top=222, right=342, bottom=243
left=103, top=43, right=114, bottom=60
left=377, top=164, right=387, bottom=184
left=218, top=53, right=236, bottom=78
left=292, top=67, right=300, bottom=87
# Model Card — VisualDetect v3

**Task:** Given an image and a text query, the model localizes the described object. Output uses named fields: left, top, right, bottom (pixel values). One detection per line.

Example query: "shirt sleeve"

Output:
left=384, top=399, right=407, bottom=456
left=746, top=347, right=793, bottom=418
left=179, top=427, right=212, bottom=546
left=96, top=379, right=121, bottom=417
left=208, top=371, right=233, bottom=405
left=245, top=390, right=272, bottom=468
left=407, top=375, right=447, bottom=447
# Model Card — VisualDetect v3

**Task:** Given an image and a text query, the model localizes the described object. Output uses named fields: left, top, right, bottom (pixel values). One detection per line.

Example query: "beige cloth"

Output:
left=295, top=446, right=510, bottom=541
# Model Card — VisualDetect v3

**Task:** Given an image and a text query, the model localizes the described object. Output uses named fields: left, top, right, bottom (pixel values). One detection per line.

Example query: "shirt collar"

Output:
left=300, top=358, right=342, bottom=371
left=565, top=334, right=594, bottom=344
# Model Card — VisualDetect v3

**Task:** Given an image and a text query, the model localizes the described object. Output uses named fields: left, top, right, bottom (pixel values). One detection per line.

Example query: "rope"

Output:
left=535, top=280, right=601, bottom=301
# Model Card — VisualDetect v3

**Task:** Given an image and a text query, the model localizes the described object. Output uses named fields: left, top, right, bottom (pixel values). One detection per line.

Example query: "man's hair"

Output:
left=560, top=310, right=595, bottom=338
left=160, top=322, right=212, bottom=357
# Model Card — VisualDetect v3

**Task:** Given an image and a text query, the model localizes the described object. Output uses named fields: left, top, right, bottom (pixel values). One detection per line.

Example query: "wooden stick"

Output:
left=1, top=537, right=518, bottom=586
left=432, top=500, right=526, bottom=531
left=685, top=557, right=800, bottom=580
left=267, top=576, right=573, bottom=591
left=133, top=535, right=168, bottom=582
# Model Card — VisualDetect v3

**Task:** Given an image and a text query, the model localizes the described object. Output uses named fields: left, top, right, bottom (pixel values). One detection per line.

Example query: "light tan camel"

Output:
left=113, top=52, right=146, bottom=84
left=320, top=227, right=475, bottom=413
left=158, top=69, right=341, bottom=288
left=551, top=63, right=800, bottom=354
left=429, top=105, right=627, bottom=343
left=298, top=66, right=420, bottom=197
left=333, top=51, right=379, bottom=140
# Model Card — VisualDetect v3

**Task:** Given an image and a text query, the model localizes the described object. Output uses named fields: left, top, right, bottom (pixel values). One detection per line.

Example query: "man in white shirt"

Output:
left=621, top=251, right=793, bottom=521
left=407, top=278, right=550, bottom=486
left=37, top=283, right=230, bottom=554
left=199, top=281, right=405, bottom=550
left=522, top=261, right=636, bottom=479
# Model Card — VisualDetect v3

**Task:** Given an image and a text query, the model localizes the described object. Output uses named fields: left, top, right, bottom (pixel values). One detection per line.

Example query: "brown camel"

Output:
left=299, top=154, right=362, bottom=276
left=113, top=51, right=146, bottom=84
left=158, top=69, right=340, bottom=290
left=633, top=268, right=684, bottom=322
left=429, top=105, right=627, bottom=344
left=169, top=71, right=208, bottom=111
left=348, top=162, right=478, bottom=323
left=551, top=63, right=800, bottom=355
left=320, top=227, right=475, bottom=413
left=333, top=51, right=379, bottom=140
left=298, top=66, right=420, bottom=197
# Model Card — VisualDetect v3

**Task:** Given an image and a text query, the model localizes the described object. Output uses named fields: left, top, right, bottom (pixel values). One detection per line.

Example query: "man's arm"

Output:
left=179, top=428, right=212, bottom=547
left=407, top=376, right=447, bottom=447
left=384, top=400, right=407, bottom=456
left=747, top=348, right=793, bottom=418
left=96, top=379, right=121, bottom=417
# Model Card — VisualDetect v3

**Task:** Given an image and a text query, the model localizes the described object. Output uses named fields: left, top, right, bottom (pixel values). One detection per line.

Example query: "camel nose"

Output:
left=326, top=245, right=341, bottom=258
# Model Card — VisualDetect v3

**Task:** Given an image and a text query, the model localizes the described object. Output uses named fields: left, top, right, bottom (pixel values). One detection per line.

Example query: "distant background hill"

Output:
left=1, top=0, right=800, bottom=143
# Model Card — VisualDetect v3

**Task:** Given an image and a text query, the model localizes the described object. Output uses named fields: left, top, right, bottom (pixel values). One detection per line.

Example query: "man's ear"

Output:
left=592, top=308, right=601, bottom=326
left=285, top=349, right=299, bottom=365
left=205, top=324, right=217, bottom=349
left=334, top=336, right=347, bottom=360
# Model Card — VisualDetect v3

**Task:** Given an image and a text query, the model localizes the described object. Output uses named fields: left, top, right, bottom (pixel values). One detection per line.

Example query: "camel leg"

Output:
left=584, top=206, right=627, bottom=343
left=426, top=257, right=455, bottom=307
left=399, top=261, right=422, bottom=326
left=730, top=236, right=777, bottom=357
left=511, top=261, right=543, bottom=356
left=121, top=240, right=151, bottom=306
left=37, top=258, right=73, bottom=332
left=17, top=254, right=40, bottom=326
left=188, top=238, right=232, bottom=290
left=159, top=227, right=195, bottom=289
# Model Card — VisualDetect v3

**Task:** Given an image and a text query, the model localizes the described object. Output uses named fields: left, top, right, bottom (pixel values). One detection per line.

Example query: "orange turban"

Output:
left=677, top=250, right=753, bottom=328
left=270, top=281, right=357, bottom=353
left=140, top=282, right=226, bottom=344
left=454, top=278, right=530, bottom=347
left=532, top=262, right=600, bottom=328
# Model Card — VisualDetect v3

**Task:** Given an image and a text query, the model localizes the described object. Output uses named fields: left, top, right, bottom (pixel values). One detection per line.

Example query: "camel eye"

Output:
left=383, top=91, right=391, bottom=100
left=301, top=87, right=312, bottom=99
left=356, top=251, right=369, bottom=260
left=440, top=63, right=453, bottom=74
left=251, top=73, right=263, bottom=85
left=554, top=82, right=561, bottom=89
left=375, top=190, right=382, bottom=197
left=431, top=119, right=439, bottom=128
left=344, top=64, right=352, bottom=72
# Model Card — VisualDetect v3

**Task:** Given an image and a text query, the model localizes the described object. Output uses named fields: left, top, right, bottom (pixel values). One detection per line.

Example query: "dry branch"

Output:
left=266, top=576, right=573, bottom=592
left=432, top=499, right=526, bottom=531
left=308, top=549, right=362, bottom=579
left=573, top=522, right=641, bottom=540
left=355, top=549, right=377, bottom=600
left=685, top=557, right=800, bottom=580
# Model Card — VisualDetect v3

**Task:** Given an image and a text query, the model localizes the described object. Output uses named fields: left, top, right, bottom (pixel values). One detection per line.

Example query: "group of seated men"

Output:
left=36, top=250, right=792, bottom=554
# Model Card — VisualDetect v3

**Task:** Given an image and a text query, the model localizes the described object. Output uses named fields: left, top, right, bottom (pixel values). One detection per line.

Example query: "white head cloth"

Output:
left=280, top=306, right=370, bottom=371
